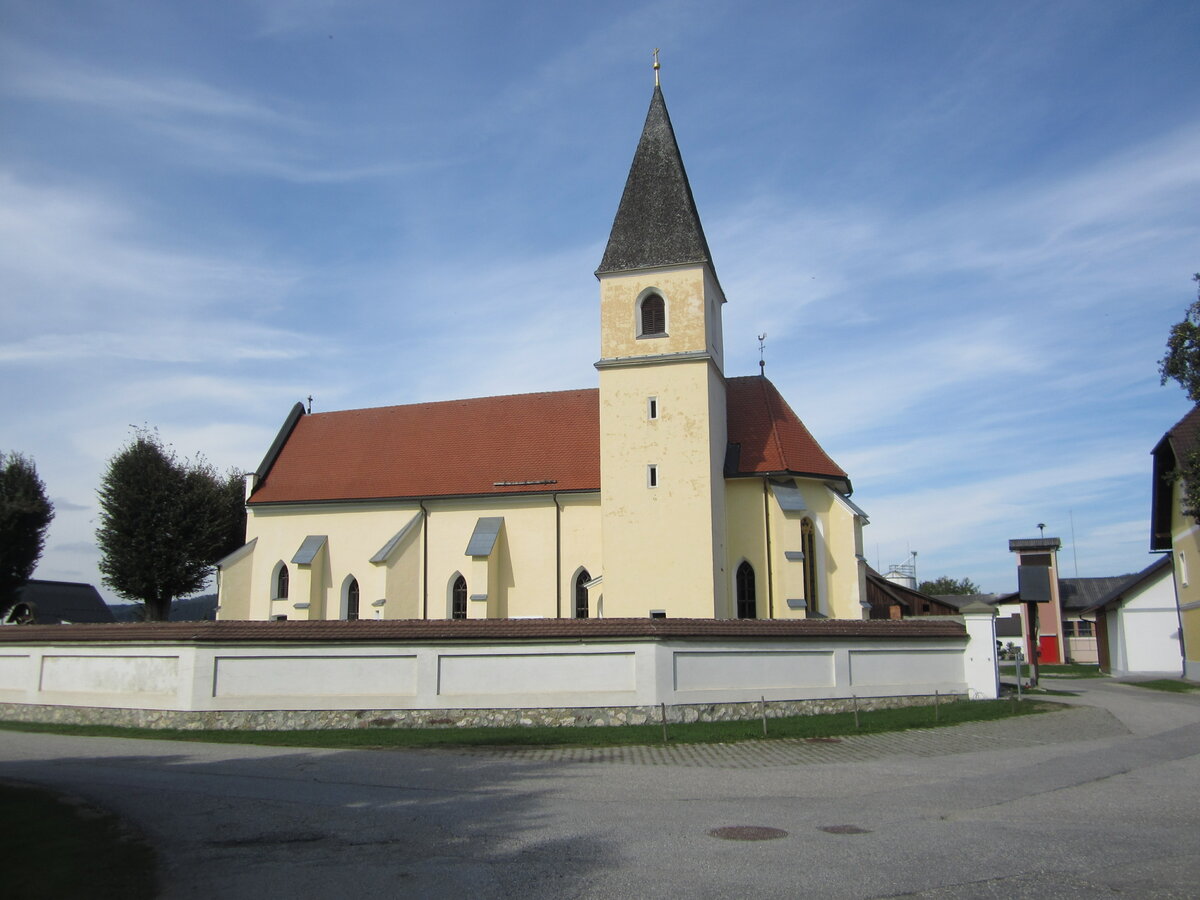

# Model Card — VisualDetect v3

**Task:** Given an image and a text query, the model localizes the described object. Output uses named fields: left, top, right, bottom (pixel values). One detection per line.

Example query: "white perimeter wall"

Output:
left=0, top=615, right=998, bottom=712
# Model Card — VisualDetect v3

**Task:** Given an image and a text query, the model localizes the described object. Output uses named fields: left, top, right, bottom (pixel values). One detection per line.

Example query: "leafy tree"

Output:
left=0, top=452, right=55, bottom=606
left=96, top=431, right=245, bottom=622
left=1158, top=273, right=1200, bottom=402
left=919, top=575, right=981, bottom=596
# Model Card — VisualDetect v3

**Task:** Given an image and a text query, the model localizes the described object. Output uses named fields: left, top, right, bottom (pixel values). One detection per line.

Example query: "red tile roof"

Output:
left=249, top=377, right=847, bottom=505
left=0, top=617, right=965, bottom=644
left=725, top=376, right=848, bottom=480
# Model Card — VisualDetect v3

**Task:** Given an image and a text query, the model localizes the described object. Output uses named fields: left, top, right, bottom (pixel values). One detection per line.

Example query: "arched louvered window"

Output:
left=451, top=575, right=468, bottom=620
left=802, top=518, right=818, bottom=614
left=640, top=293, right=666, bottom=336
left=346, top=578, right=360, bottom=621
left=736, top=561, right=756, bottom=619
left=575, top=569, right=591, bottom=619
left=275, top=564, right=289, bottom=600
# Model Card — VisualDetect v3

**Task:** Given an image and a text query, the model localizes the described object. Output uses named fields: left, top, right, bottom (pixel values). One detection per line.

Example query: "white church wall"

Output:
left=0, top=623, right=996, bottom=719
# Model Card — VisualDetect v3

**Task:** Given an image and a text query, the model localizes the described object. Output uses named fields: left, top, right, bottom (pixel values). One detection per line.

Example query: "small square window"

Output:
left=647, top=397, right=658, bottom=420
left=647, top=464, right=658, bottom=488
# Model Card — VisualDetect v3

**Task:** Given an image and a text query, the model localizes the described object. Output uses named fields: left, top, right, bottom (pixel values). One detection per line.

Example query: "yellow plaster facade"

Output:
left=1167, top=479, right=1200, bottom=680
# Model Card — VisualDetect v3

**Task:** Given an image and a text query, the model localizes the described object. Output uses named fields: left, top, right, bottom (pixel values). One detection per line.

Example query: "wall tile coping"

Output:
left=0, top=616, right=967, bottom=644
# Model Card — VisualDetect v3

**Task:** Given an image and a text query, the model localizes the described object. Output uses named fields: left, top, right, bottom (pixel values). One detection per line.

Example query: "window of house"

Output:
left=801, top=519, right=818, bottom=614
left=451, top=575, right=467, bottom=620
left=736, top=561, right=756, bottom=619
left=575, top=569, right=591, bottom=619
left=647, top=464, right=658, bottom=488
left=639, top=293, right=666, bottom=337
left=275, top=564, right=289, bottom=601
left=647, top=396, right=658, bottom=420
left=346, top=578, right=360, bottom=621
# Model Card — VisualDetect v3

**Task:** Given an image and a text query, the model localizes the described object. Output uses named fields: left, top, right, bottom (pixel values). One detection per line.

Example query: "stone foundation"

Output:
left=0, top=693, right=963, bottom=732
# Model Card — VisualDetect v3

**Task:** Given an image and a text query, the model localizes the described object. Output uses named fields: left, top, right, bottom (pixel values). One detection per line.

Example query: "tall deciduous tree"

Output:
left=918, top=575, right=981, bottom=596
left=96, top=431, right=245, bottom=621
left=1159, top=273, right=1200, bottom=402
left=0, top=452, right=55, bottom=605
left=1159, top=273, right=1200, bottom=517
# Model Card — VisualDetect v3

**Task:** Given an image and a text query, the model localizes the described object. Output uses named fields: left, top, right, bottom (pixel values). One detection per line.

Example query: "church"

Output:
left=216, top=81, right=870, bottom=624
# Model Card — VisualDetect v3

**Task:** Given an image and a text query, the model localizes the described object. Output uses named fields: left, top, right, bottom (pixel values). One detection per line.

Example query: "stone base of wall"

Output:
left=0, top=693, right=963, bottom=732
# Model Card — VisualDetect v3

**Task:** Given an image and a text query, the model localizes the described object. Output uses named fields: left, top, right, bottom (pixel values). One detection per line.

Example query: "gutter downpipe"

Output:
left=554, top=493, right=563, bottom=618
left=420, top=500, right=429, bottom=620
left=762, top=477, right=775, bottom=619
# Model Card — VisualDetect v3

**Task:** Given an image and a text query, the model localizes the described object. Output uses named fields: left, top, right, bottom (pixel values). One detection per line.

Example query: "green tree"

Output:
left=96, top=431, right=245, bottom=622
left=0, top=453, right=55, bottom=606
left=1158, top=273, right=1200, bottom=402
left=1159, top=273, right=1200, bottom=518
left=919, top=575, right=981, bottom=596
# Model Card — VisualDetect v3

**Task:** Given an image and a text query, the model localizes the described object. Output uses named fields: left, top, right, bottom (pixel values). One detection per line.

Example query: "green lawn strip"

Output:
left=0, top=781, right=157, bottom=900
left=999, top=664, right=1104, bottom=679
left=0, top=699, right=1056, bottom=751
left=1125, top=679, right=1200, bottom=693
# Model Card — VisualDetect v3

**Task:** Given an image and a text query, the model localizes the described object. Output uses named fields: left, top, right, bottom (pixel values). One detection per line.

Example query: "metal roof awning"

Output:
left=770, top=479, right=807, bottom=513
left=828, top=487, right=870, bottom=523
left=370, top=513, right=422, bottom=564
left=291, top=535, right=327, bottom=566
left=465, top=517, right=504, bottom=557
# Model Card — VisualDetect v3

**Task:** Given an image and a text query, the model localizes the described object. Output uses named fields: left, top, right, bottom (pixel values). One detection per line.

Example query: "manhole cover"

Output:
left=804, top=737, right=843, bottom=744
left=819, top=824, right=871, bottom=835
left=708, top=825, right=789, bottom=841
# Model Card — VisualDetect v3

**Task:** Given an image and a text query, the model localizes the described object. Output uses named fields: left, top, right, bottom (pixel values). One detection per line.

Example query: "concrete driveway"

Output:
left=1, top=679, right=1197, bottom=898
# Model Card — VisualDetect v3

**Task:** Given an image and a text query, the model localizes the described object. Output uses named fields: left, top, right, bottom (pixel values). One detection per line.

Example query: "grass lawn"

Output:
left=1126, top=679, right=1200, bottom=693
left=0, top=697, right=1057, bottom=751
left=0, top=781, right=157, bottom=899
left=999, top=663, right=1104, bottom=678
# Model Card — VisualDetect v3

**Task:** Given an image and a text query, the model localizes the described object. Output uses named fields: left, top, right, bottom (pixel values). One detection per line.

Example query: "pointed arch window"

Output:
left=275, top=564, right=289, bottom=601
left=639, top=293, right=666, bottom=337
left=801, top=519, right=818, bottom=614
left=346, top=578, right=360, bottom=621
left=451, top=575, right=467, bottom=620
left=575, top=569, right=591, bottom=619
left=736, top=561, right=757, bottom=619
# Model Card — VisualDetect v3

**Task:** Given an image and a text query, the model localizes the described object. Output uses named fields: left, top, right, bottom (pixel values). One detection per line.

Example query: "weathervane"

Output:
left=653, top=48, right=660, bottom=86
left=758, top=333, right=767, bottom=377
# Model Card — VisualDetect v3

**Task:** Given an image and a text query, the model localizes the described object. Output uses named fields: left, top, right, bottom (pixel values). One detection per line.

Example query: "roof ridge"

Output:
left=760, top=378, right=789, bottom=472
left=306, top=386, right=597, bottom=418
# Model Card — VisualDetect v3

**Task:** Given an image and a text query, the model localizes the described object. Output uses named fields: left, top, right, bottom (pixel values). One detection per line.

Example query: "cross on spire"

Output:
left=653, top=48, right=660, bottom=86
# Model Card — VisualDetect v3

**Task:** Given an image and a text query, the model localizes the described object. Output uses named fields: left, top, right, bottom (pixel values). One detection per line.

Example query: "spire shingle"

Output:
left=596, top=86, right=714, bottom=276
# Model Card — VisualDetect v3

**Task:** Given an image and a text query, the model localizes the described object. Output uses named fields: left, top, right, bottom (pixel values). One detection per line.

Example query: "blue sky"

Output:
left=3, top=0, right=1198, bottom=601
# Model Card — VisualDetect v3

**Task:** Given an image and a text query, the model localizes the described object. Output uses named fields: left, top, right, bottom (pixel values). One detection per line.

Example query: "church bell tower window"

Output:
left=639, top=292, right=666, bottom=337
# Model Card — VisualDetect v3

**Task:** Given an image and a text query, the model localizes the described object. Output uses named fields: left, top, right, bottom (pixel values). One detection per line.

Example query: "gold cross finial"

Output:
left=653, top=48, right=660, bottom=86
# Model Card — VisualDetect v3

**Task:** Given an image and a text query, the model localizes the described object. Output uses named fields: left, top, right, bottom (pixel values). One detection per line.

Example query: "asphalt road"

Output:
left=2, top=679, right=1198, bottom=898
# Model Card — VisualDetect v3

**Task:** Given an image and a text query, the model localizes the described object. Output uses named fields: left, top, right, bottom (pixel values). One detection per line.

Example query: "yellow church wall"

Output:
left=723, top=478, right=866, bottom=621
left=235, top=502, right=420, bottom=621
left=599, top=266, right=724, bottom=367
left=214, top=551, right=253, bottom=620
left=599, top=359, right=726, bottom=617
left=1169, top=480, right=1200, bottom=679
left=559, top=494, right=603, bottom=617
left=824, top=493, right=868, bottom=620
left=224, top=492, right=605, bottom=622
left=724, top=478, right=769, bottom=618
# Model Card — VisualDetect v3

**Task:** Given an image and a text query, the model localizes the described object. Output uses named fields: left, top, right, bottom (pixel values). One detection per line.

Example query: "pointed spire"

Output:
left=596, top=84, right=714, bottom=277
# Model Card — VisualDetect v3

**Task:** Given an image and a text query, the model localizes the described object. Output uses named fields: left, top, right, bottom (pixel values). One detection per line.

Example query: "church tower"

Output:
left=595, top=82, right=729, bottom=617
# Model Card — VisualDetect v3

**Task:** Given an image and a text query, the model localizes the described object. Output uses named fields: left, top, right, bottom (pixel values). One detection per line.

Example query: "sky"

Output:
left=2, top=0, right=1199, bottom=602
